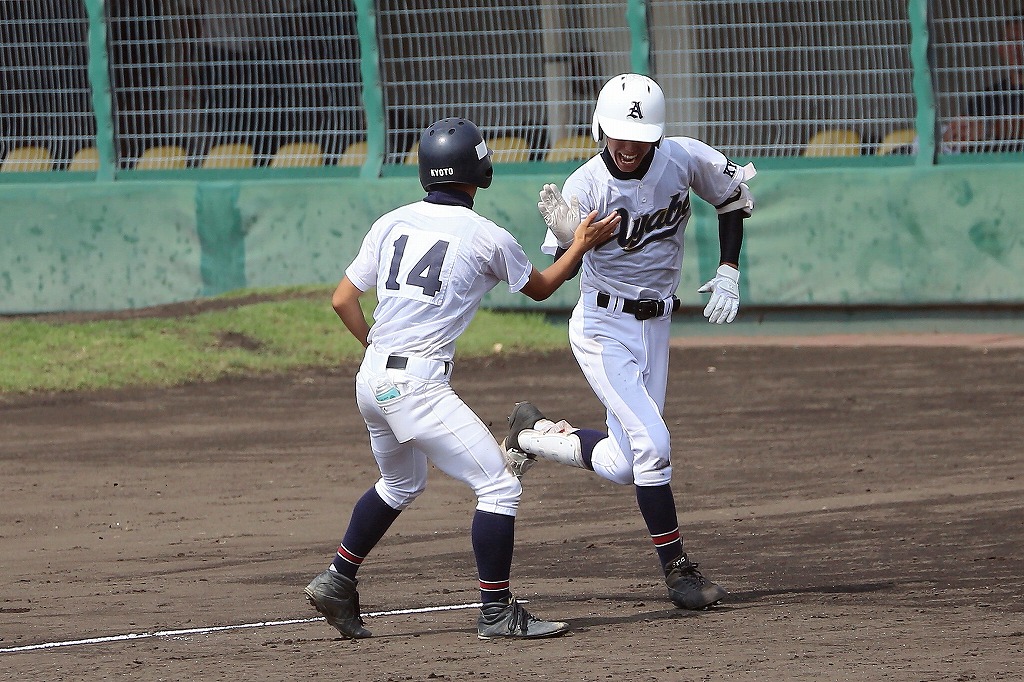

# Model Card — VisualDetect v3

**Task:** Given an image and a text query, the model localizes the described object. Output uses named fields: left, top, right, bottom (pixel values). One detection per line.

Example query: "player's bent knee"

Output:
left=649, top=426, right=672, bottom=458
left=475, top=476, right=522, bottom=516
left=374, top=479, right=425, bottom=511
left=599, top=463, right=636, bottom=486
left=476, top=495, right=520, bottom=516
left=628, top=428, right=673, bottom=487
left=633, top=466, right=673, bottom=488
left=591, top=439, right=636, bottom=485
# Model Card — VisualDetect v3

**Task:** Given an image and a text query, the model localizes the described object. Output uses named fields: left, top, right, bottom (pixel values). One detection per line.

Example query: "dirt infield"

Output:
left=2, top=339, right=1023, bottom=681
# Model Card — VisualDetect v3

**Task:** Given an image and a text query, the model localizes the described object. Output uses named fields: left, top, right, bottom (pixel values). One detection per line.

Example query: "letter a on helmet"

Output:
left=591, top=73, right=666, bottom=144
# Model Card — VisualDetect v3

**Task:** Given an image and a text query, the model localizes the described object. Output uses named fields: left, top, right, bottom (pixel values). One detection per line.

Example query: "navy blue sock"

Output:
left=471, top=510, right=515, bottom=604
left=331, top=488, right=402, bottom=579
left=573, top=429, right=605, bottom=470
left=635, top=483, right=684, bottom=570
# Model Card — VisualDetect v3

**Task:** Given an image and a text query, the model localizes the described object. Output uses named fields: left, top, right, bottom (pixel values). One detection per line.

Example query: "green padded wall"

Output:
left=1, top=163, right=1022, bottom=314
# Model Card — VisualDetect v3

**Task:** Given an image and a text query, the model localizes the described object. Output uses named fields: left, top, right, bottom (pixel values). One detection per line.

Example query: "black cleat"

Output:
left=664, top=554, right=728, bottom=610
left=502, top=402, right=547, bottom=479
left=477, top=598, right=569, bottom=640
left=304, top=569, right=372, bottom=638
left=506, top=402, right=547, bottom=452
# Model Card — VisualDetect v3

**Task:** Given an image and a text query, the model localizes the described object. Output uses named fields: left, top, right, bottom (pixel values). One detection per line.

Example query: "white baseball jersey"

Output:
left=544, top=136, right=753, bottom=301
left=347, top=200, right=533, bottom=362
left=545, top=137, right=754, bottom=487
left=345, top=198, right=530, bottom=516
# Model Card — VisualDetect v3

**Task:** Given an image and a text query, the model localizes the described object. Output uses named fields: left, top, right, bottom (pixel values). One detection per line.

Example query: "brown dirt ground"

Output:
left=2, top=333, right=1023, bottom=681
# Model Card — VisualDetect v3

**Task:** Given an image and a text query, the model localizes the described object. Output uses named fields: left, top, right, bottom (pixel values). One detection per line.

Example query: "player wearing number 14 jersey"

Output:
left=303, top=117, right=619, bottom=640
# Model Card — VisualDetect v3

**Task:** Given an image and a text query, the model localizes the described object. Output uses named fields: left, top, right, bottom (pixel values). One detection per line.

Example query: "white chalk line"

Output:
left=0, top=601, right=484, bottom=654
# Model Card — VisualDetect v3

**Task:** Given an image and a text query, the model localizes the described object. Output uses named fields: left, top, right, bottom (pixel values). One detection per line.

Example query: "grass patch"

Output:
left=0, top=288, right=568, bottom=394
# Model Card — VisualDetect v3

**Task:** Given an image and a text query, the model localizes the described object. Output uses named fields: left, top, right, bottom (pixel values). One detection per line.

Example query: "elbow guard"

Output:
left=715, top=183, right=754, bottom=217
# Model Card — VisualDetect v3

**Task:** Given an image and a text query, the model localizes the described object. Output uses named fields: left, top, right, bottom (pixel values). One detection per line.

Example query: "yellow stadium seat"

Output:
left=270, top=141, right=323, bottom=168
left=202, top=142, right=255, bottom=169
left=546, top=134, right=598, bottom=162
left=803, top=129, right=862, bottom=157
left=135, top=145, right=188, bottom=170
left=487, top=136, right=530, bottom=163
left=405, top=141, right=420, bottom=165
left=68, top=147, right=99, bottom=172
left=877, top=128, right=917, bottom=156
left=1, top=146, right=53, bottom=172
left=338, top=140, right=368, bottom=167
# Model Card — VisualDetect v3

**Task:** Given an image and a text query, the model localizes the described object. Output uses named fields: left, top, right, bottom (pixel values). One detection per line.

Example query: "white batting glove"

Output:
left=697, top=264, right=741, bottom=324
left=537, top=183, right=580, bottom=249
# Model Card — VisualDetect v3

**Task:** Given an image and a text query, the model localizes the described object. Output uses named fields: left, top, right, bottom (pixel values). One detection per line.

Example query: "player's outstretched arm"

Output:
left=697, top=190, right=748, bottom=324
left=332, top=276, right=371, bottom=348
left=520, top=210, right=619, bottom=301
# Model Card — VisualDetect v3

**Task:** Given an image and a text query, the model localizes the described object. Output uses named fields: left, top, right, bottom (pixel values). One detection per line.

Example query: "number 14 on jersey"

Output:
left=382, top=228, right=460, bottom=304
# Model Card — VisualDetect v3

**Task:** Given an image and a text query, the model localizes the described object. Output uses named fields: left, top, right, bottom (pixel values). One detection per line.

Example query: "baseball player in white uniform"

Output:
left=503, top=74, right=756, bottom=610
left=303, top=117, right=619, bottom=640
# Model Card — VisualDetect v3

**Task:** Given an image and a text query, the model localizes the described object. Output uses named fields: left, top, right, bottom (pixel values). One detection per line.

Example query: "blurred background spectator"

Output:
left=942, top=16, right=1024, bottom=153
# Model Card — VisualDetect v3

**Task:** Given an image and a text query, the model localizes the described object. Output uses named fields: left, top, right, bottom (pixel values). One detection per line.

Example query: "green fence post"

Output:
left=626, top=0, right=651, bottom=74
left=355, top=0, right=385, bottom=178
left=84, top=0, right=117, bottom=181
left=909, top=0, right=937, bottom=166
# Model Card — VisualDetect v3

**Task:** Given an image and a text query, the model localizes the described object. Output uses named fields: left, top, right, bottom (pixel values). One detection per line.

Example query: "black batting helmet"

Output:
left=418, top=118, right=493, bottom=191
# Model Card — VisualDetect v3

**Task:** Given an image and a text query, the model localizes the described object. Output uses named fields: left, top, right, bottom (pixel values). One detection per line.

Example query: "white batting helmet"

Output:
left=591, top=73, right=666, bottom=144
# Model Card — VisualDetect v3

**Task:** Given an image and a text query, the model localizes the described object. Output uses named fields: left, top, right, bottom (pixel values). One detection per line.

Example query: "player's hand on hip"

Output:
left=697, top=264, right=740, bottom=324
left=574, top=209, right=620, bottom=250
left=537, top=183, right=581, bottom=249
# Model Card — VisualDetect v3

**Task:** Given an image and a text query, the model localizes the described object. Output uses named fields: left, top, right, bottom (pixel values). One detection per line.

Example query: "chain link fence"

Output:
left=1, top=0, right=1021, bottom=172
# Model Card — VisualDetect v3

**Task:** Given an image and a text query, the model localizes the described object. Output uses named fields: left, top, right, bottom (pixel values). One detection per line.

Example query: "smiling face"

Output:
left=605, top=136, right=654, bottom=174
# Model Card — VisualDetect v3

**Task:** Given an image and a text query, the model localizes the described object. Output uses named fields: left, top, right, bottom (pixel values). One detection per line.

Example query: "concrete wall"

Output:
left=2, top=162, right=1022, bottom=314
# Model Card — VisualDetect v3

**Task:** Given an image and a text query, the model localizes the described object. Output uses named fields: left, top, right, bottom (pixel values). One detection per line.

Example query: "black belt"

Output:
left=596, top=293, right=681, bottom=320
left=385, top=355, right=408, bottom=369
left=386, top=355, right=452, bottom=375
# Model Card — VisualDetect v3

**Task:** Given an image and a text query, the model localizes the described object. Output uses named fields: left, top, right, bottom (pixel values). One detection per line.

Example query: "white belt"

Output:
left=365, top=346, right=452, bottom=380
